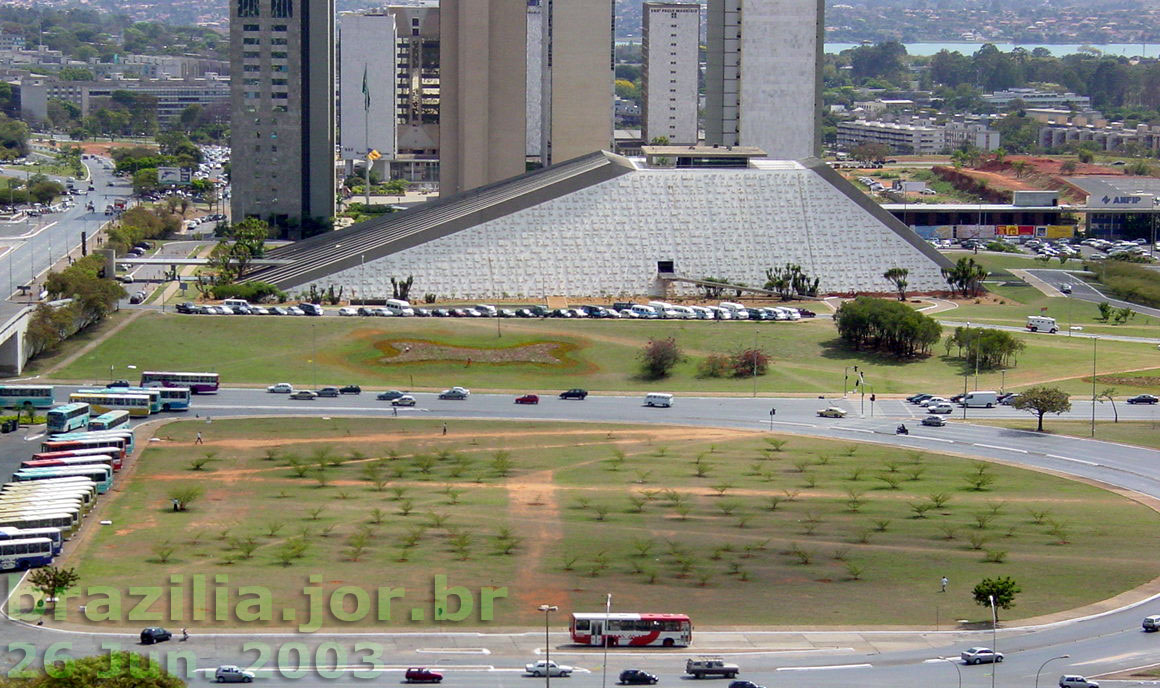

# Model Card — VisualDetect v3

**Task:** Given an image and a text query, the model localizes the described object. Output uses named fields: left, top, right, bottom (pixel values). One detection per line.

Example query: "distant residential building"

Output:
left=641, top=2, right=699, bottom=146
left=19, top=76, right=229, bottom=124
left=230, top=0, right=336, bottom=232
left=338, top=12, right=397, bottom=171
left=982, top=88, right=1090, bottom=110
left=836, top=119, right=945, bottom=155
left=943, top=120, right=1002, bottom=152
left=705, top=0, right=823, bottom=160
left=1039, top=121, right=1160, bottom=153
left=1024, top=107, right=1106, bottom=127
left=118, top=54, right=230, bottom=79
left=0, top=33, right=26, bottom=51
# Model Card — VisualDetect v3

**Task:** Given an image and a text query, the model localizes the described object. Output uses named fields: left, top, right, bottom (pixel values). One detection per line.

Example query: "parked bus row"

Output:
left=0, top=475, right=104, bottom=570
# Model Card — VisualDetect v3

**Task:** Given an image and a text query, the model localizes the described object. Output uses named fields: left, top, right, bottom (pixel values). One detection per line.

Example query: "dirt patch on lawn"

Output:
left=374, top=338, right=581, bottom=367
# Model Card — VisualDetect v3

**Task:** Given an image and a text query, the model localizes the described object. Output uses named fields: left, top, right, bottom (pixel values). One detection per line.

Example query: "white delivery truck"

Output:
left=961, top=391, right=999, bottom=408
left=1026, top=315, right=1058, bottom=333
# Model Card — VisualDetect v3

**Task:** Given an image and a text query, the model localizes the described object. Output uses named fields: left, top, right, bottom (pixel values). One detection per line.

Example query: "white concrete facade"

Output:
left=338, top=12, right=397, bottom=161
left=642, top=2, right=700, bottom=146
left=299, top=160, right=948, bottom=300
left=705, top=0, right=823, bottom=160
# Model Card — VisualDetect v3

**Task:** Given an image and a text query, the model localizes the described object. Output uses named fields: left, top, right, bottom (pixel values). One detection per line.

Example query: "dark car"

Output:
left=316, top=387, right=340, bottom=398
left=140, top=627, right=172, bottom=644
left=797, top=308, right=817, bottom=318
left=439, top=388, right=468, bottom=400
left=515, top=394, right=539, bottom=405
left=108, top=379, right=131, bottom=388
left=377, top=390, right=406, bottom=401
left=339, top=385, right=362, bottom=395
left=357, top=307, right=374, bottom=316
left=1128, top=394, right=1159, bottom=405
left=176, top=302, right=198, bottom=314
left=728, top=682, right=764, bottom=688
left=129, top=291, right=145, bottom=304
left=433, top=308, right=451, bottom=317
left=906, top=393, right=930, bottom=403
left=404, top=668, right=443, bottom=684
left=559, top=389, right=588, bottom=400
left=618, top=670, right=658, bottom=685
left=921, top=415, right=946, bottom=427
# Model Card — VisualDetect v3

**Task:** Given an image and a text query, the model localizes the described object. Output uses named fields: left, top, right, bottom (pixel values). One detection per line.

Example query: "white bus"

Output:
left=0, top=537, right=55, bottom=571
left=0, top=527, right=63, bottom=554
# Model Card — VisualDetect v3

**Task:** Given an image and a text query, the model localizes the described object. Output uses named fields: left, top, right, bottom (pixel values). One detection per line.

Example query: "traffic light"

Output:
left=870, top=394, right=876, bottom=403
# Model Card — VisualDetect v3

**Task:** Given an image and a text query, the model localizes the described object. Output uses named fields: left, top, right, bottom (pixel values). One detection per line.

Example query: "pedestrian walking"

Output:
left=195, top=431, right=203, bottom=445
left=392, top=406, right=398, bottom=417
left=940, top=576, right=948, bottom=593
left=442, top=422, right=447, bottom=436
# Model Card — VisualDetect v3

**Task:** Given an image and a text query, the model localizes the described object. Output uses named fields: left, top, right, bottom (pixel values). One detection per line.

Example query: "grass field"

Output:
left=37, top=417, right=1160, bottom=630
left=978, top=419, right=1160, bottom=451
left=41, top=312, right=1160, bottom=396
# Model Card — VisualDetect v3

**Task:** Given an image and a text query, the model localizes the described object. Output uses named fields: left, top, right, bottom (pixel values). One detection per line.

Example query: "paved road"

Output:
left=1026, top=268, right=1160, bottom=321
left=2, top=390, right=1160, bottom=686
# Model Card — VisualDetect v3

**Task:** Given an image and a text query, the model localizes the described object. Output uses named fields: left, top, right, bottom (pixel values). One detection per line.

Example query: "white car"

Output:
left=338, top=307, right=358, bottom=316
left=286, top=306, right=305, bottom=316
left=960, top=647, right=1003, bottom=665
left=267, top=383, right=294, bottom=394
left=927, top=402, right=954, bottom=414
left=392, top=395, right=416, bottom=407
left=1059, top=676, right=1098, bottom=688
left=817, top=407, right=847, bottom=418
left=526, top=661, right=573, bottom=677
left=921, top=397, right=950, bottom=408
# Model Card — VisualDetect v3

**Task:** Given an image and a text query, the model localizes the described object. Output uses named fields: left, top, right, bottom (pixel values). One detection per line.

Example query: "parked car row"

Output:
left=906, top=391, right=1015, bottom=408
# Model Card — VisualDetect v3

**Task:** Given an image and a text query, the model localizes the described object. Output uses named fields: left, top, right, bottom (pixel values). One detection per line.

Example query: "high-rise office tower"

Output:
left=439, top=0, right=527, bottom=197
left=338, top=12, right=396, bottom=170
left=538, top=0, right=614, bottom=165
left=642, top=2, right=700, bottom=146
left=387, top=3, right=440, bottom=184
left=230, top=0, right=335, bottom=232
left=704, top=0, right=823, bottom=160
left=526, top=0, right=544, bottom=161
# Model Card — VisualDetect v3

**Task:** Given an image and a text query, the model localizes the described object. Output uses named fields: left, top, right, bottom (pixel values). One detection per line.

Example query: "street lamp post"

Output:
left=940, top=657, right=961, bottom=688
left=989, top=594, right=998, bottom=688
left=1036, top=654, right=1071, bottom=688
left=538, top=604, right=557, bottom=688
left=601, top=593, right=612, bottom=688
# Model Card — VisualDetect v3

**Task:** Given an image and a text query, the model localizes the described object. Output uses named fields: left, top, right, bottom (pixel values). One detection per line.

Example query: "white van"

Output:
left=1026, top=315, right=1058, bottom=333
left=475, top=304, right=497, bottom=317
left=385, top=299, right=415, bottom=316
left=630, top=304, right=658, bottom=319
left=961, top=391, right=999, bottom=408
left=223, top=298, right=251, bottom=312
left=720, top=302, right=749, bottom=319
left=669, top=305, right=696, bottom=319
left=689, top=306, right=713, bottom=320
left=644, top=393, right=674, bottom=408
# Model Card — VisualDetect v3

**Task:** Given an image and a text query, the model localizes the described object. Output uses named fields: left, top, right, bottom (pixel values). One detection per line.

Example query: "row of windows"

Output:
left=242, top=23, right=287, bottom=31
left=238, top=0, right=291, bottom=18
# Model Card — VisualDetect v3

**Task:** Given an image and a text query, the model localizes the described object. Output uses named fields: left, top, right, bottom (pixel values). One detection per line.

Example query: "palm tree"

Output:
left=883, top=267, right=909, bottom=301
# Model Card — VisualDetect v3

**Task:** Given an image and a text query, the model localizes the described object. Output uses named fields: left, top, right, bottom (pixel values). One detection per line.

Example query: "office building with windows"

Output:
left=338, top=12, right=396, bottom=171
left=386, top=2, right=440, bottom=184
left=230, top=0, right=334, bottom=233
left=705, top=0, right=823, bottom=160
left=642, top=2, right=699, bottom=145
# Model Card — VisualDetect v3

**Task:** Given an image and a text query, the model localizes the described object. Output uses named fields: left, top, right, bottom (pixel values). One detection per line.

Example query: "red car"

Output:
left=515, top=394, right=539, bottom=405
left=405, top=668, right=443, bottom=683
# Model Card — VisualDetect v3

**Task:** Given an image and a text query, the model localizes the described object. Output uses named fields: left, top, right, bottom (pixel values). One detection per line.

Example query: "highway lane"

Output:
left=1027, top=268, right=1160, bottom=321
left=3, top=391, right=1160, bottom=686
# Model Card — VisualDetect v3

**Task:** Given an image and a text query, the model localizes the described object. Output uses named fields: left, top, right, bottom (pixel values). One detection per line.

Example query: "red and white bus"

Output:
left=21, top=454, right=119, bottom=473
left=31, top=447, right=124, bottom=470
left=569, top=613, right=692, bottom=647
left=40, top=436, right=128, bottom=461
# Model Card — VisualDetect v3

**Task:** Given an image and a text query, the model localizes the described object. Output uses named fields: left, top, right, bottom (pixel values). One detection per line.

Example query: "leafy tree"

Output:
left=1011, top=386, right=1071, bottom=432
left=763, top=263, right=820, bottom=300
left=833, top=297, right=942, bottom=358
left=946, top=326, right=1025, bottom=369
left=1096, top=301, right=1112, bottom=321
left=57, top=66, right=94, bottom=81
left=851, top=142, right=891, bottom=163
left=167, top=485, right=204, bottom=511
left=208, top=218, right=269, bottom=283
left=27, top=566, right=80, bottom=610
left=638, top=337, right=682, bottom=380
left=731, top=348, right=769, bottom=378
left=883, top=267, right=909, bottom=301
left=972, top=576, right=1021, bottom=621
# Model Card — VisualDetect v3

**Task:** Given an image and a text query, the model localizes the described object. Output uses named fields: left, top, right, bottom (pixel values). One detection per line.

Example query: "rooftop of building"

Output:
left=640, top=145, right=767, bottom=157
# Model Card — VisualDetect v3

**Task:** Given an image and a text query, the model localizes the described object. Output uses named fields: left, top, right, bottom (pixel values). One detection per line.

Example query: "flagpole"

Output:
left=363, top=64, right=371, bottom=207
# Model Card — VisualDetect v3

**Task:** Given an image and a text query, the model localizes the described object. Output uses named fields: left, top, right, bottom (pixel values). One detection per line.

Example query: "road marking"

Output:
left=1046, top=453, right=1099, bottom=466
left=777, top=663, right=873, bottom=671
left=545, top=648, right=854, bottom=658
left=769, top=421, right=818, bottom=428
left=906, top=436, right=954, bottom=443
left=417, top=648, right=492, bottom=655
left=834, top=427, right=874, bottom=434
left=25, top=432, right=45, bottom=441
left=973, top=443, right=1028, bottom=453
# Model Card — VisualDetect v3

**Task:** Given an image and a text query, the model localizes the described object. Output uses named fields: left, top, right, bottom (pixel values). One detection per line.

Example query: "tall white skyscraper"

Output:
left=642, top=2, right=700, bottom=145
left=705, top=0, right=823, bottom=159
left=338, top=12, right=397, bottom=164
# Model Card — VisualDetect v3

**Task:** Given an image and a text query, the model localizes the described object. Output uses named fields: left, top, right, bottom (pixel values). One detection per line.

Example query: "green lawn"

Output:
left=41, top=312, right=1160, bottom=396
left=35, top=417, right=1160, bottom=629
